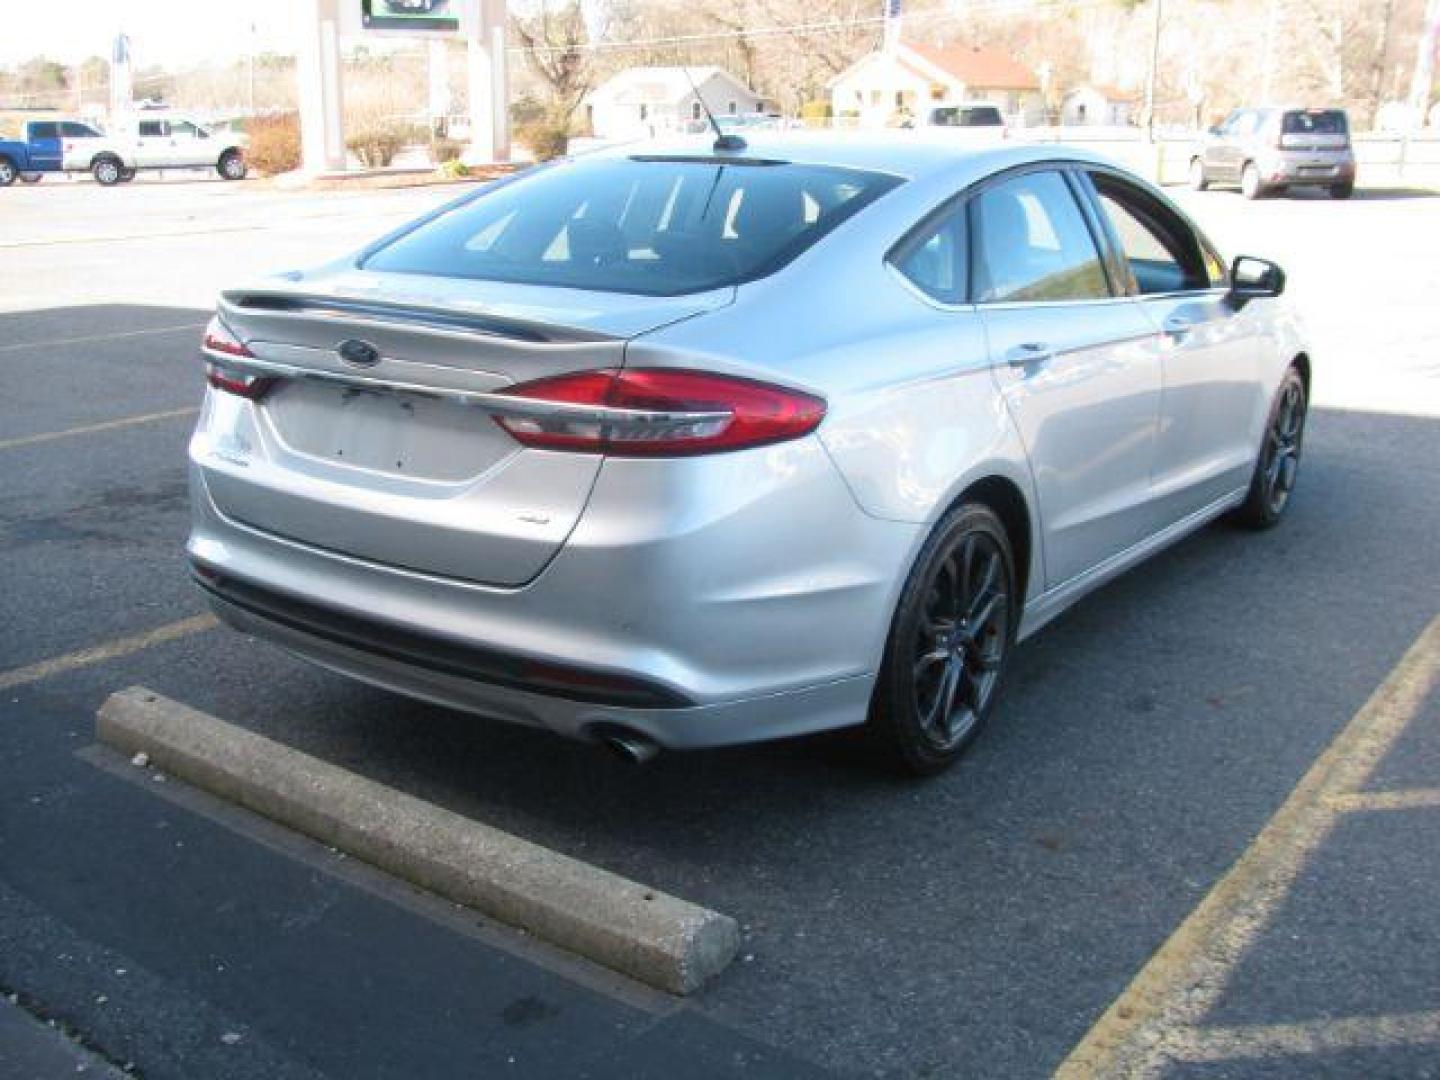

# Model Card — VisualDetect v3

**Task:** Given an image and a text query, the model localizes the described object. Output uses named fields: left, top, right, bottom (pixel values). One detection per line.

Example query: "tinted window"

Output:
left=60, top=122, right=98, bottom=138
left=973, top=171, right=1109, bottom=303
left=363, top=157, right=902, bottom=296
left=1283, top=109, right=1347, bottom=134
left=1090, top=176, right=1208, bottom=295
left=931, top=106, right=1002, bottom=127
left=139, top=121, right=166, bottom=137
left=892, top=206, right=966, bottom=303
left=29, top=122, right=59, bottom=140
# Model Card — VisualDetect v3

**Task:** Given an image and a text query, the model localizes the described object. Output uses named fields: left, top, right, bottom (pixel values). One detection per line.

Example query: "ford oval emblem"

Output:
left=337, top=339, right=381, bottom=368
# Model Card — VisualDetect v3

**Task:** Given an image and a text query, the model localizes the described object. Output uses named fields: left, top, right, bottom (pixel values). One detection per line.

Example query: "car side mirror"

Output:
left=1229, top=255, right=1285, bottom=305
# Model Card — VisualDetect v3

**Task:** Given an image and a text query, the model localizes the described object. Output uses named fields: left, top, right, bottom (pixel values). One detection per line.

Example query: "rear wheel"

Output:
left=1240, top=162, right=1265, bottom=199
left=218, top=150, right=247, bottom=181
left=0, top=157, right=16, bottom=186
left=1188, top=157, right=1209, bottom=191
left=92, top=156, right=123, bottom=186
left=1233, top=367, right=1307, bottom=529
left=1330, top=181, right=1354, bottom=199
left=867, top=503, right=1016, bottom=776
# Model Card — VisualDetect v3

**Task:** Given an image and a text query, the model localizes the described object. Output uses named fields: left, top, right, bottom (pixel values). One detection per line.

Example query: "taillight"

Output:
left=201, top=315, right=272, bottom=400
left=492, top=368, right=826, bottom=457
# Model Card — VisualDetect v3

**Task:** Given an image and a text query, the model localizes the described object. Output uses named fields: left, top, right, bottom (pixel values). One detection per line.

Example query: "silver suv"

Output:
left=1190, top=107, right=1356, bottom=199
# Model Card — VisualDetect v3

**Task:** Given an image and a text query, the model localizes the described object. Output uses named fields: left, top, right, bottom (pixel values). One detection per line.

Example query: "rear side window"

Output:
left=139, top=121, right=167, bottom=138
left=972, top=171, right=1110, bottom=303
left=1283, top=110, right=1347, bottom=134
left=29, top=122, right=59, bottom=140
left=362, top=157, right=902, bottom=296
left=891, top=206, right=967, bottom=304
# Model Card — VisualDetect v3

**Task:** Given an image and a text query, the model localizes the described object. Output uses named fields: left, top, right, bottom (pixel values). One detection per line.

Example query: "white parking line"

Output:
left=0, top=322, right=205, bottom=353
left=0, top=615, right=218, bottom=692
left=1167, top=1011, right=1440, bottom=1062
left=1057, top=614, right=1440, bottom=1078
left=0, top=407, right=199, bottom=452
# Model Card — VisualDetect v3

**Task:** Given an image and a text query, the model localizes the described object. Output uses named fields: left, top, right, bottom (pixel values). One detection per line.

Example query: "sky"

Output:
left=1, top=0, right=306, bottom=68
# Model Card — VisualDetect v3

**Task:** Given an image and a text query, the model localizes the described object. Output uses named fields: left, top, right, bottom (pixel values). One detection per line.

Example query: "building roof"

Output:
left=904, top=41, right=1040, bottom=91
left=590, top=67, right=757, bottom=108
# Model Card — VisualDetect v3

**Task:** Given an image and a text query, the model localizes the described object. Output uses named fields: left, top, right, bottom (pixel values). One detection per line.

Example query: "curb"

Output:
left=96, top=687, right=738, bottom=995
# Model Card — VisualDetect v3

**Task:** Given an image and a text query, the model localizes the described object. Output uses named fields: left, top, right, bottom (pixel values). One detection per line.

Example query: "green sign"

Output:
left=361, top=0, right=460, bottom=32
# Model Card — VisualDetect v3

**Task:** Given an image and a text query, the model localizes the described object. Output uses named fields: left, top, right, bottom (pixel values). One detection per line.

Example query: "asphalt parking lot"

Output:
left=2, top=174, right=1438, bottom=1078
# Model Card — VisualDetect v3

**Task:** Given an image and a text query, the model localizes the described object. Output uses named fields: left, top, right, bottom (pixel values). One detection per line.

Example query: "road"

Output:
left=1, top=173, right=1438, bottom=1078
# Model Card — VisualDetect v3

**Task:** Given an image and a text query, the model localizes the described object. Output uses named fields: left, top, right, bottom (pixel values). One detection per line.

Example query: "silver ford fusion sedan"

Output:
left=189, top=133, right=1308, bottom=774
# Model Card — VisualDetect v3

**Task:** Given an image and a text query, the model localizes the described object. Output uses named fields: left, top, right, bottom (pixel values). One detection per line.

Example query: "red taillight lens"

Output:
left=493, top=368, right=826, bottom=456
left=202, top=315, right=272, bottom=400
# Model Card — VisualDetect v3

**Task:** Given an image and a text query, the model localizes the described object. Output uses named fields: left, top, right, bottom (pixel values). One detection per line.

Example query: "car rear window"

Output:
left=361, top=156, right=903, bottom=296
left=931, top=106, right=1003, bottom=127
left=1282, top=110, right=1347, bottom=134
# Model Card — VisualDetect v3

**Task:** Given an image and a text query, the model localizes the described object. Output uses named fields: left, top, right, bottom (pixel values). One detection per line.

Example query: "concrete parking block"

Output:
left=96, top=686, right=738, bottom=995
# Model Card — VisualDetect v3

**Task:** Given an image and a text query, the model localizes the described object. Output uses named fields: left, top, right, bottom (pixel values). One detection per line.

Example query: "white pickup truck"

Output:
left=62, top=113, right=248, bottom=185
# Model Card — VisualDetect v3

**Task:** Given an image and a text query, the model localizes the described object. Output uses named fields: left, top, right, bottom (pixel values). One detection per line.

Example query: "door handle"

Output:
left=1005, top=342, right=1054, bottom=369
left=1163, top=316, right=1195, bottom=340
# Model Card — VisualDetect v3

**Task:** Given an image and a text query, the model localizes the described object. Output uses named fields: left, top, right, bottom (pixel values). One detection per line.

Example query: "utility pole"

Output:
left=1143, top=0, right=1163, bottom=140
left=248, top=21, right=257, bottom=114
left=1259, top=0, right=1279, bottom=102
left=1370, top=0, right=1397, bottom=128
left=1409, top=0, right=1440, bottom=128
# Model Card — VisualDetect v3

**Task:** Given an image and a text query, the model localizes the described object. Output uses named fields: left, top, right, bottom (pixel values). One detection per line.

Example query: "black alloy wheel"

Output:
left=868, top=504, right=1016, bottom=775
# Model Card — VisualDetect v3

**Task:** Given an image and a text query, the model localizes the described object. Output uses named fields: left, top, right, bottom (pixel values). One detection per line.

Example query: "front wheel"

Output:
left=1188, top=157, right=1209, bottom=191
left=92, top=157, right=123, bottom=186
left=218, top=150, right=247, bottom=181
left=0, top=157, right=16, bottom=186
left=1232, top=367, right=1307, bottom=529
left=866, top=504, right=1017, bottom=776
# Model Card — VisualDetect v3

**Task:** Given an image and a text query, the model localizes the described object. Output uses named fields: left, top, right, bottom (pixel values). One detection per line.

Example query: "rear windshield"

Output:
left=931, top=106, right=1003, bottom=127
left=361, top=156, right=902, bottom=296
left=1282, top=110, right=1348, bottom=134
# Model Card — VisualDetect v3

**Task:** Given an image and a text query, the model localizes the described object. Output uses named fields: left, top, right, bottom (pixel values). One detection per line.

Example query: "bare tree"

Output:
left=513, top=0, right=594, bottom=129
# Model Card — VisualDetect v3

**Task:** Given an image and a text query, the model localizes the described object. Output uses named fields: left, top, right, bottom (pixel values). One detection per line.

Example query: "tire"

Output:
left=1188, top=157, right=1209, bottom=191
left=1232, top=367, right=1307, bottom=529
left=866, top=503, right=1018, bottom=776
left=218, top=150, right=247, bottom=181
left=1240, top=162, right=1265, bottom=200
left=92, top=156, right=123, bottom=186
left=0, top=157, right=16, bottom=187
left=1330, top=181, right=1354, bottom=199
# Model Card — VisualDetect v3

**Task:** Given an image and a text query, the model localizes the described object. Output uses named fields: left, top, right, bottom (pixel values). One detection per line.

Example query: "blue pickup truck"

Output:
left=0, top=119, right=105, bottom=186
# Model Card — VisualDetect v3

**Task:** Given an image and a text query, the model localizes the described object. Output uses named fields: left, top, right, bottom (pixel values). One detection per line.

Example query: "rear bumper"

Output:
left=187, top=434, right=920, bottom=749
left=1261, top=151, right=1356, bottom=184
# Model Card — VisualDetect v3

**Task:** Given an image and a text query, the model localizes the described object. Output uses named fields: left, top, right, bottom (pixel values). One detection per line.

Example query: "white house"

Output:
left=585, top=67, right=766, bottom=141
left=829, top=40, right=1044, bottom=128
left=1060, top=84, right=1138, bottom=127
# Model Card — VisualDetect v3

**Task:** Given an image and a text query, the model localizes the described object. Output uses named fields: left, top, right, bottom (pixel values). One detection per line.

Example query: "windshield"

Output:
left=361, top=156, right=902, bottom=297
left=1282, top=110, right=1347, bottom=134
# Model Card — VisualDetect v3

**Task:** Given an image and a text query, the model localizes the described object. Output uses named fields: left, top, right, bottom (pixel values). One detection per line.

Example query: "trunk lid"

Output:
left=199, top=270, right=730, bottom=586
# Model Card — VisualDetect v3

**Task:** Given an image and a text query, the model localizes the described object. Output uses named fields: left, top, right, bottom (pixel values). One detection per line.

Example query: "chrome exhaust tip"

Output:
left=599, top=730, right=660, bottom=765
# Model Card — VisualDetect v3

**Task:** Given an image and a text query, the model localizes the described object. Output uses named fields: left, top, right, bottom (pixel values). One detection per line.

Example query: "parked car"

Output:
left=189, top=134, right=1308, bottom=775
left=0, top=118, right=104, bottom=185
left=64, top=113, right=247, bottom=186
left=921, top=102, right=1006, bottom=133
left=1190, top=107, right=1355, bottom=199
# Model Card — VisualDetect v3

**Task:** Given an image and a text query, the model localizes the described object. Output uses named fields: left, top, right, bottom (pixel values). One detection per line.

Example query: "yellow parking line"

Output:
left=0, top=407, right=198, bottom=452
left=0, top=322, right=205, bottom=353
left=1056, top=615, right=1440, bottom=1079
left=1326, top=788, right=1440, bottom=812
left=0, top=614, right=219, bottom=692
left=1166, top=1010, right=1440, bottom=1061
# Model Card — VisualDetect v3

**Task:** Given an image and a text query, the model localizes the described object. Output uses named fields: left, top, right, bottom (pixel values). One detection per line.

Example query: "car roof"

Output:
left=592, top=131, right=1122, bottom=182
